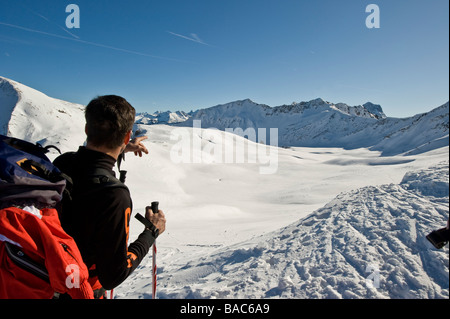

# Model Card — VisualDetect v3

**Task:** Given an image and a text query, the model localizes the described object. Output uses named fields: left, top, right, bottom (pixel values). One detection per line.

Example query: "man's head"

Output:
left=85, top=95, right=136, bottom=150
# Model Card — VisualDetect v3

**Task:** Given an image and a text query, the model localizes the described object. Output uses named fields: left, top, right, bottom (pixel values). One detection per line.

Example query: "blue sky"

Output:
left=0, top=0, right=448, bottom=117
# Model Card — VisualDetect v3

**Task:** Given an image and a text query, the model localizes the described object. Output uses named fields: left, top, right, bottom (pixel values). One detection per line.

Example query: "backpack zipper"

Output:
left=4, top=242, right=50, bottom=283
left=60, top=243, right=78, bottom=262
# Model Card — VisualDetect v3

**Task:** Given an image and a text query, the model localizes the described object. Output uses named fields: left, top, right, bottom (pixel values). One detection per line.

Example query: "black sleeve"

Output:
left=93, top=188, right=156, bottom=290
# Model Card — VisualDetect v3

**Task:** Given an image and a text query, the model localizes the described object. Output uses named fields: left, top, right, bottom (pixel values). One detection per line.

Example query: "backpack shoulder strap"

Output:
left=83, top=167, right=128, bottom=192
left=54, top=151, right=127, bottom=191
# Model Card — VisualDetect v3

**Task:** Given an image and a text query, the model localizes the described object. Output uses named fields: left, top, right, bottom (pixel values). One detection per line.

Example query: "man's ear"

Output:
left=124, top=130, right=132, bottom=145
left=85, top=124, right=88, bottom=135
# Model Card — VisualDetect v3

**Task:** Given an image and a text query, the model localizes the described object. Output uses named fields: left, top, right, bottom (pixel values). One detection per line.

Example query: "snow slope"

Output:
left=0, top=76, right=86, bottom=153
left=0, top=78, right=19, bottom=135
left=1, top=75, right=449, bottom=299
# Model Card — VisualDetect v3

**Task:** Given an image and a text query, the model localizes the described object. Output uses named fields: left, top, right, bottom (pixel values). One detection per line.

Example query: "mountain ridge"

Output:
left=1, top=75, right=448, bottom=157
left=171, top=98, right=448, bottom=156
left=139, top=97, right=387, bottom=125
left=133, top=95, right=448, bottom=156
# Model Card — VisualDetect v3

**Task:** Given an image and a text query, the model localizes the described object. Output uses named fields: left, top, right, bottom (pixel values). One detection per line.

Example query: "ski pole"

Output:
left=135, top=201, right=159, bottom=299
left=150, top=201, right=158, bottom=299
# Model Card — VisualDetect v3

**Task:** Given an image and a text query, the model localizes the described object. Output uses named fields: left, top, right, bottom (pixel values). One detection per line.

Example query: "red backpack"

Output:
left=0, top=135, right=94, bottom=299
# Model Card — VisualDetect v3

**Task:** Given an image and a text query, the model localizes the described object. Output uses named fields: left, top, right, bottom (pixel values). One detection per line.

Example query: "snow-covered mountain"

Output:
left=182, top=98, right=448, bottom=155
left=137, top=98, right=387, bottom=127
left=3, top=75, right=448, bottom=156
left=138, top=97, right=449, bottom=156
left=135, top=110, right=191, bottom=125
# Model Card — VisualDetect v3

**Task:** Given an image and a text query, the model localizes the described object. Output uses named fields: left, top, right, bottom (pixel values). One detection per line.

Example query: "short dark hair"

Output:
left=85, top=95, right=136, bottom=149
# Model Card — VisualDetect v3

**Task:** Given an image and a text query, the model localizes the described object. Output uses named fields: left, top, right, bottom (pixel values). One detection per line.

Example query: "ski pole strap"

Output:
left=117, top=152, right=127, bottom=183
left=134, top=202, right=159, bottom=231
left=135, top=213, right=159, bottom=239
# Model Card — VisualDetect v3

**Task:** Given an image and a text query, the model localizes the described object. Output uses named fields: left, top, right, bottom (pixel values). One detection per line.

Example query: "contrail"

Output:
left=167, top=31, right=213, bottom=47
left=0, top=22, right=187, bottom=62
left=19, top=3, right=80, bottom=39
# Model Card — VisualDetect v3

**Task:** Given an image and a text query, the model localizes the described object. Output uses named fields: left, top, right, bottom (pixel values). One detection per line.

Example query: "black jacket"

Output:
left=54, top=146, right=155, bottom=290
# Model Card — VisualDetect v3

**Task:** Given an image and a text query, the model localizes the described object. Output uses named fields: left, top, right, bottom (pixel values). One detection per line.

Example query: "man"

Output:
left=54, top=95, right=166, bottom=298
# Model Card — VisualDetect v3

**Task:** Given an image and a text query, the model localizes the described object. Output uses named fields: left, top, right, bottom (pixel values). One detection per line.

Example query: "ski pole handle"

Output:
left=151, top=201, right=159, bottom=214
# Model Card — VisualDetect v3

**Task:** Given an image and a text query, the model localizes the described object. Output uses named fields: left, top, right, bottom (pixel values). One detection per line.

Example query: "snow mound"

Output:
left=155, top=162, right=449, bottom=299
left=401, top=162, right=449, bottom=198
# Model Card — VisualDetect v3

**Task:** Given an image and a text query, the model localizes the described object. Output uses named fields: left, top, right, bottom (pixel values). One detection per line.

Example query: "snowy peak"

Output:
left=273, top=98, right=386, bottom=119
left=363, top=102, right=385, bottom=119
left=135, top=110, right=190, bottom=125
left=195, top=99, right=271, bottom=117
left=332, top=101, right=386, bottom=119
